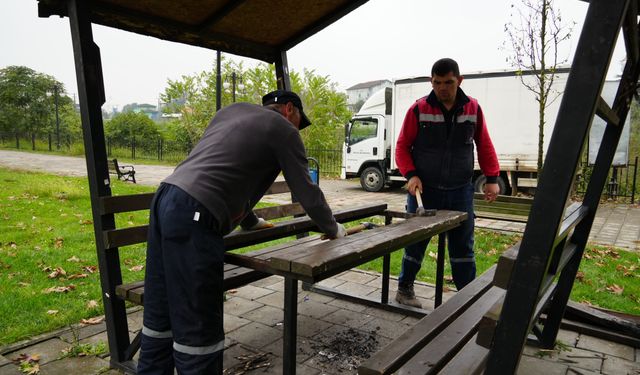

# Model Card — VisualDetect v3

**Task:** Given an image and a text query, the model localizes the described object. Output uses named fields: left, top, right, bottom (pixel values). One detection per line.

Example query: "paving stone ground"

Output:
left=1, top=271, right=639, bottom=374
left=1, top=150, right=639, bottom=374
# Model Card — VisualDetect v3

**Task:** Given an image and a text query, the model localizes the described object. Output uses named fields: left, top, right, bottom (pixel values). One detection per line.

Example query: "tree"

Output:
left=105, top=112, right=160, bottom=148
left=0, top=66, right=80, bottom=149
left=503, top=0, right=574, bottom=176
left=160, top=58, right=350, bottom=151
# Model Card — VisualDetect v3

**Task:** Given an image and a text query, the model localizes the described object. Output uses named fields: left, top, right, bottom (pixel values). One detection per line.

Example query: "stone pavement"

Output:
left=1, top=270, right=639, bottom=374
left=1, top=150, right=636, bottom=251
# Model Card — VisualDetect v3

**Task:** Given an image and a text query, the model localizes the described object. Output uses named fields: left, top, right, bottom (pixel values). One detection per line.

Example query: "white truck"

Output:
left=341, top=68, right=630, bottom=193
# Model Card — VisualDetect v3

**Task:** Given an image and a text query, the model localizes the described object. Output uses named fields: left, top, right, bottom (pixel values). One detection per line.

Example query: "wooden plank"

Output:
left=265, top=180, right=290, bottom=195
left=493, top=243, right=520, bottom=289
left=477, top=283, right=556, bottom=349
left=100, top=193, right=155, bottom=215
left=224, top=235, right=321, bottom=273
left=358, top=266, right=495, bottom=375
left=437, top=334, right=488, bottom=375
left=100, top=180, right=289, bottom=216
left=104, top=225, right=148, bottom=249
left=288, top=211, right=467, bottom=278
left=473, top=193, right=534, bottom=205
left=253, top=202, right=305, bottom=220
left=564, top=301, right=640, bottom=338
left=474, top=211, right=529, bottom=223
left=397, top=287, right=505, bottom=375
left=103, top=203, right=387, bottom=250
left=223, top=203, right=387, bottom=250
left=595, top=95, right=621, bottom=126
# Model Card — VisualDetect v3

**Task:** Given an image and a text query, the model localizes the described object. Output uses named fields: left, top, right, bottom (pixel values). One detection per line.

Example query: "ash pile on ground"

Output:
left=311, top=327, right=380, bottom=371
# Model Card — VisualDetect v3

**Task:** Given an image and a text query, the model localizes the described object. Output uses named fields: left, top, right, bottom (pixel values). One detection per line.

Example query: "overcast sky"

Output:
left=0, top=0, right=626, bottom=110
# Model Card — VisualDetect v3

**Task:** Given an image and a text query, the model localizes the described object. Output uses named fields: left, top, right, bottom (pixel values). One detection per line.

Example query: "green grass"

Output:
left=0, top=167, right=638, bottom=347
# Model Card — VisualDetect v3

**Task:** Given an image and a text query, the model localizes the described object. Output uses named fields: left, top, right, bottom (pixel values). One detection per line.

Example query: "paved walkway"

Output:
left=1, top=150, right=638, bottom=251
left=1, top=269, right=639, bottom=374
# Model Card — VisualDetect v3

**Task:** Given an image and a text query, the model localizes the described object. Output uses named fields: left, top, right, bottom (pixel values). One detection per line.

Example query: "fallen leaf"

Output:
left=575, top=271, right=585, bottom=281
left=34, top=246, right=41, bottom=251
left=227, top=289, right=238, bottom=294
left=67, top=273, right=88, bottom=280
left=87, top=300, right=99, bottom=309
left=47, top=310, right=59, bottom=315
left=46, top=227, right=53, bottom=232
left=9, top=242, right=17, bottom=249
left=54, top=238, right=64, bottom=249
left=79, top=219, right=93, bottom=225
left=47, top=267, right=67, bottom=279
left=428, top=251, right=437, bottom=260
left=81, top=316, right=104, bottom=325
left=18, top=282, right=30, bottom=287
left=66, top=256, right=81, bottom=262
left=606, top=284, right=624, bottom=295
left=43, top=285, right=76, bottom=294
left=128, top=265, right=144, bottom=272
left=82, top=265, right=97, bottom=274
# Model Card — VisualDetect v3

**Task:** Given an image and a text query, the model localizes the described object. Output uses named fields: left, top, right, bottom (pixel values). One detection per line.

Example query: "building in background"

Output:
left=346, top=79, right=391, bottom=112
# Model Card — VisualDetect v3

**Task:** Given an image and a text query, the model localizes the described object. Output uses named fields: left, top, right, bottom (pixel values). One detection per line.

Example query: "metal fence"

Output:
left=576, top=156, right=638, bottom=204
left=306, top=148, right=342, bottom=176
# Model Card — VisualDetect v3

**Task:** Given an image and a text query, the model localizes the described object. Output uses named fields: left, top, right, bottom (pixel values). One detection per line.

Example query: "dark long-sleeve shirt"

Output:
left=163, top=102, right=338, bottom=236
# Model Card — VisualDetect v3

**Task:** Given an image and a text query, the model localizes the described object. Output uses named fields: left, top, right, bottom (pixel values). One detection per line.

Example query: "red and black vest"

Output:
left=411, top=89, right=479, bottom=189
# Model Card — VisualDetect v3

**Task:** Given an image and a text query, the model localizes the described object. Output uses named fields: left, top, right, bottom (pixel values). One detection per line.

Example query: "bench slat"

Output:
left=100, top=193, right=155, bottom=215
left=397, top=287, right=505, bottom=375
left=253, top=202, right=305, bottom=221
left=265, top=181, right=291, bottom=195
left=437, top=334, right=488, bottom=375
left=116, top=265, right=270, bottom=305
left=358, top=266, right=496, bottom=375
left=103, top=203, right=387, bottom=250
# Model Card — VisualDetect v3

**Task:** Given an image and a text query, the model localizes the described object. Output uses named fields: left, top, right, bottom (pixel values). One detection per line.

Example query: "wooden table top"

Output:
left=225, top=210, right=468, bottom=283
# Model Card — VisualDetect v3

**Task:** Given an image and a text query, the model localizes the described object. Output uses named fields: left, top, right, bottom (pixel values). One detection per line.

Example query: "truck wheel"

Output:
left=474, top=175, right=507, bottom=195
left=360, top=167, right=384, bottom=192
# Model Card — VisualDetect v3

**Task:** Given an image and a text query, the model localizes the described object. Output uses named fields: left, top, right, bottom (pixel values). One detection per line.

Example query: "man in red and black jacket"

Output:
left=395, top=58, right=500, bottom=308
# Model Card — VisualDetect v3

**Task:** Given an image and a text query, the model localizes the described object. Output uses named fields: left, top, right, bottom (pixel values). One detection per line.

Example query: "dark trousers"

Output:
left=398, top=184, right=476, bottom=290
left=138, top=183, right=224, bottom=375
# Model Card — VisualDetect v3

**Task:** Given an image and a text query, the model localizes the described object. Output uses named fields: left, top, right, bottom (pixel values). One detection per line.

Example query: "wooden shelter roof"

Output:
left=37, top=0, right=368, bottom=63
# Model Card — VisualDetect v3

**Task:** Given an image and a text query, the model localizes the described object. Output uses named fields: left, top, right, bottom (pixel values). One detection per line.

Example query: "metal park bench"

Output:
left=109, top=159, right=136, bottom=183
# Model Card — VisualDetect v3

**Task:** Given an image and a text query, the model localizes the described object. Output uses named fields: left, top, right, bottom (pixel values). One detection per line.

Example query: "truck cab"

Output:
left=342, top=88, right=393, bottom=191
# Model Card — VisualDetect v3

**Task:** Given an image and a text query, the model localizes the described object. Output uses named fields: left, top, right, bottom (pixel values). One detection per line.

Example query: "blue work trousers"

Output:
left=398, top=184, right=476, bottom=290
left=138, top=183, right=224, bottom=375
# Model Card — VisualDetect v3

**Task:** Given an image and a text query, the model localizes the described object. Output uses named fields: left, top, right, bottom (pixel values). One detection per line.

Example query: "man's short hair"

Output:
left=431, top=58, right=460, bottom=77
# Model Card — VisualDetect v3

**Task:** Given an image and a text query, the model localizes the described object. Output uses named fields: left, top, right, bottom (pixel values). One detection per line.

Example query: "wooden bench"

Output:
left=109, top=158, right=136, bottom=183
left=473, top=193, right=533, bottom=222
left=358, top=202, right=587, bottom=375
left=100, top=179, right=387, bottom=370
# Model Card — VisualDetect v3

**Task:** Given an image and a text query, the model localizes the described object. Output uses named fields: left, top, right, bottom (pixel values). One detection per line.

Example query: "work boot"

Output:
left=395, top=283, right=422, bottom=308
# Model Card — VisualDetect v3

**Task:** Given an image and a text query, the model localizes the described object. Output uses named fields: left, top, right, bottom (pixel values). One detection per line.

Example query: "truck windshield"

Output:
left=348, top=118, right=378, bottom=145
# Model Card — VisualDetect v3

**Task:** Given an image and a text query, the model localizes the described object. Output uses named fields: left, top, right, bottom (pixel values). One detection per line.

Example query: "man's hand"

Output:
left=248, top=217, right=274, bottom=230
left=407, top=176, right=423, bottom=196
left=483, top=183, right=499, bottom=202
left=331, top=223, right=347, bottom=239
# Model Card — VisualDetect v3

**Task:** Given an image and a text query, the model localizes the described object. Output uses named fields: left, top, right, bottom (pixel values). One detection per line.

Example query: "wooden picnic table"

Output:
left=225, top=210, right=468, bottom=375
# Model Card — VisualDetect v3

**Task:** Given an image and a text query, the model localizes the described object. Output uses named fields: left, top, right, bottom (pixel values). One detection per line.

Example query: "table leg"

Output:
left=435, top=233, right=446, bottom=308
left=283, top=277, right=298, bottom=375
left=381, top=254, right=390, bottom=304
